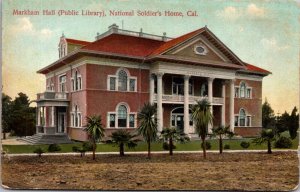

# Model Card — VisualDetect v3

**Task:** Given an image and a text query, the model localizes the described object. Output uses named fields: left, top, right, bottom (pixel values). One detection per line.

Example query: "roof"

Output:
left=66, top=38, right=90, bottom=46
left=244, top=63, right=271, bottom=75
left=81, top=34, right=165, bottom=57
left=150, top=28, right=205, bottom=56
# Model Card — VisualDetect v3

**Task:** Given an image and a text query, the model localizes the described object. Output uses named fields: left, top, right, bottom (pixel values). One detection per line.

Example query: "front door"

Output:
left=176, top=115, right=184, bottom=133
left=57, top=113, right=66, bottom=133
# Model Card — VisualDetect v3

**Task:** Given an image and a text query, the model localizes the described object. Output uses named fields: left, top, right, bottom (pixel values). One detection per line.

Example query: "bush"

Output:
left=224, top=144, right=230, bottom=149
left=82, top=141, right=94, bottom=151
left=48, top=144, right=61, bottom=152
left=33, top=147, right=45, bottom=157
left=72, top=146, right=80, bottom=152
left=162, top=142, right=176, bottom=150
left=201, top=141, right=211, bottom=150
left=240, top=141, right=250, bottom=149
left=72, top=146, right=86, bottom=157
left=275, top=136, right=293, bottom=148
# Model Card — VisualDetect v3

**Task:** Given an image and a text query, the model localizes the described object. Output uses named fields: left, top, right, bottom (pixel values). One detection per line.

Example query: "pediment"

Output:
left=164, top=35, right=232, bottom=63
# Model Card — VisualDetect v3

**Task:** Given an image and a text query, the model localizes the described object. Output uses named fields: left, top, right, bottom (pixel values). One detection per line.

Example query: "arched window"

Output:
left=71, top=105, right=81, bottom=127
left=240, top=82, right=246, bottom=98
left=118, top=70, right=128, bottom=91
left=239, top=109, right=246, bottom=126
left=72, top=70, right=82, bottom=91
left=118, top=105, right=127, bottom=127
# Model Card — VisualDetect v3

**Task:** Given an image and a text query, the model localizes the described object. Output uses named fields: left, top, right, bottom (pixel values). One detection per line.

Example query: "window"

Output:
left=234, top=116, right=239, bottom=126
left=235, top=87, right=239, bottom=98
left=129, top=79, right=136, bottom=92
left=200, top=83, right=208, bottom=96
left=239, top=109, right=246, bottom=126
left=246, top=88, right=251, bottom=98
left=59, top=75, right=66, bottom=92
left=108, top=69, right=137, bottom=92
left=172, top=77, right=193, bottom=95
left=194, top=45, right=208, bottom=55
left=72, top=70, right=82, bottom=92
left=110, top=77, right=116, bottom=91
left=118, top=70, right=128, bottom=91
left=189, top=114, right=193, bottom=126
left=109, top=114, right=116, bottom=127
left=246, top=116, right=251, bottom=126
left=118, top=105, right=127, bottom=127
left=129, top=114, right=135, bottom=127
left=71, top=105, right=82, bottom=127
left=171, top=115, right=176, bottom=126
left=240, top=82, right=246, bottom=98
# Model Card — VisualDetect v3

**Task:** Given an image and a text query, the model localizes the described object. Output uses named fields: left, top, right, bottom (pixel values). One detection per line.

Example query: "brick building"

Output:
left=35, top=24, right=270, bottom=141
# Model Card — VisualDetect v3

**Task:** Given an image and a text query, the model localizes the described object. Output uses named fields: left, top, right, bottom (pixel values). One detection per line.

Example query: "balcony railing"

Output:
left=153, top=94, right=224, bottom=105
left=37, top=91, right=68, bottom=100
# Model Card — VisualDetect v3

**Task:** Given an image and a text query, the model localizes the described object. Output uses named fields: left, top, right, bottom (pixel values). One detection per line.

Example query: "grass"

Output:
left=3, top=131, right=298, bottom=154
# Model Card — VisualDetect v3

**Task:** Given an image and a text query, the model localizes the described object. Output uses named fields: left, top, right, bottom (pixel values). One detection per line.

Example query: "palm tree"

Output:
left=137, top=103, right=157, bottom=159
left=253, top=128, right=276, bottom=154
left=211, top=125, right=234, bottom=154
left=161, top=127, right=190, bottom=155
left=110, top=130, right=139, bottom=156
left=84, top=115, right=105, bottom=160
left=191, top=99, right=213, bottom=159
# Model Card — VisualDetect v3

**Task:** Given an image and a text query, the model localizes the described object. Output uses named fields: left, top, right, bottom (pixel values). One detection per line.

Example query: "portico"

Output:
left=149, top=62, right=236, bottom=135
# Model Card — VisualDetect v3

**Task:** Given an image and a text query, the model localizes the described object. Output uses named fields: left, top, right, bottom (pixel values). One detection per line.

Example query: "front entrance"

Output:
left=171, top=114, right=184, bottom=133
left=57, top=113, right=66, bottom=133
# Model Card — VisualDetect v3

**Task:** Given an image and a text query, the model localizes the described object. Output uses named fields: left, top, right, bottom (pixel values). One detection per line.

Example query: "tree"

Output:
left=276, top=111, right=289, bottom=133
left=191, top=99, right=213, bottom=159
left=160, top=127, right=190, bottom=155
left=211, top=125, right=234, bottom=154
left=253, top=128, right=276, bottom=154
left=84, top=115, right=105, bottom=160
left=137, top=103, right=157, bottom=159
left=2, top=93, right=13, bottom=139
left=289, top=107, right=299, bottom=139
left=110, top=130, right=139, bottom=156
left=262, top=99, right=275, bottom=129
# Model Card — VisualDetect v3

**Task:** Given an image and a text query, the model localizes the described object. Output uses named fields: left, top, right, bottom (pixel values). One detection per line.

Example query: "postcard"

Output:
left=1, top=0, right=299, bottom=191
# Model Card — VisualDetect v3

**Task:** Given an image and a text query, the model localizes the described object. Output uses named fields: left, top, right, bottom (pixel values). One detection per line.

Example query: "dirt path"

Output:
left=2, top=152, right=298, bottom=191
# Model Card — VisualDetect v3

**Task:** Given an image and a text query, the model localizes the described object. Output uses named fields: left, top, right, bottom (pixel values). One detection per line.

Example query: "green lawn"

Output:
left=2, top=131, right=298, bottom=154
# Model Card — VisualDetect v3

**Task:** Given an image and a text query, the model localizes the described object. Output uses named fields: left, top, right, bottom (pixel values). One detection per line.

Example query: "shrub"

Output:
left=224, top=144, right=230, bottom=149
left=72, top=146, right=80, bottom=152
left=240, top=141, right=250, bottom=149
left=201, top=141, right=211, bottom=150
left=48, top=144, right=61, bottom=152
left=33, top=147, right=45, bottom=157
left=162, top=142, right=176, bottom=150
left=82, top=141, right=94, bottom=151
left=275, top=136, right=293, bottom=148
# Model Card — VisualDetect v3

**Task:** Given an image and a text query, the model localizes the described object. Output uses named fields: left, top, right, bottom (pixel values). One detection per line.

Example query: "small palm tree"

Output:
left=84, top=115, right=105, bottom=160
left=211, top=125, right=234, bottom=154
left=161, top=127, right=190, bottom=155
left=253, top=128, right=276, bottom=154
left=191, top=99, right=213, bottom=159
left=110, top=130, right=139, bottom=156
left=137, top=103, right=157, bottom=159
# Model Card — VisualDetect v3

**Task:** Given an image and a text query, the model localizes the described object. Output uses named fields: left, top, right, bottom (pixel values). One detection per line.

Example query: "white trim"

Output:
left=194, top=44, right=208, bottom=56
left=236, top=74, right=263, bottom=81
left=129, top=77, right=137, bottom=92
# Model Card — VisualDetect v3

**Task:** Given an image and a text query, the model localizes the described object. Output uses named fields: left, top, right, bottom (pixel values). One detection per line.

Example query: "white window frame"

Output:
left=71, top=70, right=82, bottom=92
left=107, top=68, right=137, bottom=92
left=246, top=87, right=252, bottom=99
left=107, top=103, right=137, bottom=128
left=58, top=73, right=67, bottom=93
left=235, top=109, right=252, bottom=127
left=234, top=86, right=240, bottom=98
left=71, top=105, right=82, bottom=128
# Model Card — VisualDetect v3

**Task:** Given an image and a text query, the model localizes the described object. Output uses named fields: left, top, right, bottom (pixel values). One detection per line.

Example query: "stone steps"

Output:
left=18, top=134, right=73, bottom=144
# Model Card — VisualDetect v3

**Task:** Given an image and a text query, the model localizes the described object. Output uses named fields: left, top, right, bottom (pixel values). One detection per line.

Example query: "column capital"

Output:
left=207, top=77, right=215, bottom=83
left=156, top=72, right=164, bottom=78
left=184, top=75, right=191, bottom=80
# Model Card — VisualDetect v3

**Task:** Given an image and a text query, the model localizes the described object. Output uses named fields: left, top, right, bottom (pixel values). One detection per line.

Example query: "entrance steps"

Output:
left=17, top=134, right=73, bottom=144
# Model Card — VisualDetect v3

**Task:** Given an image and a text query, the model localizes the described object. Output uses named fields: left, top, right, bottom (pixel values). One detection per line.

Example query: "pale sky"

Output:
left=2, top=0, right=299, bottom=114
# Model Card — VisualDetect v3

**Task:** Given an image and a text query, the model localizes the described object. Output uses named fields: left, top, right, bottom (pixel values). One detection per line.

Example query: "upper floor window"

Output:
left=71, top=105, right=82, bottom=128
left=108, top=68, right=137, bottom=92
left=200, top=82, right=208, bottom=97
left=172, top=77, right=193, bottom=95
left=108, top=103, right=136, bottom=128
left=72, top=70, right=82, bottom=92
left=59, top=75, right=66, bottom=92
left=46, top=79, right=54, bottom=92
left=236, top=82, right=252, bottom=99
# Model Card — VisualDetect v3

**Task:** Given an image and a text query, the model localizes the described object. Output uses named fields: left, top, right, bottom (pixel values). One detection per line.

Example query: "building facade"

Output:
left=35, top=24, right=270, bottom=141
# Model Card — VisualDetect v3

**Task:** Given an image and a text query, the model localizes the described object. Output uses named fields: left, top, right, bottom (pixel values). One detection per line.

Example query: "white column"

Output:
left=208, top=77, right=214, bottom=132
left=51, top=106, right=55, bottom=127
left=184, top=75, right=190, bottom=134
left=229, top=79, right=235, bottom=132
left=44, top=106, right=47, bottom=127
left=221, top=81, right=226, bottom=127
left=37, top=107, right=41, bottom=126
left=149, top=74, right=154, bottom=104
left=157, top=73, right=164, bottom=132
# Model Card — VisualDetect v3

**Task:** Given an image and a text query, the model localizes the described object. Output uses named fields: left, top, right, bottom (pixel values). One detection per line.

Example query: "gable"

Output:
left=164, top=35, right=231, bottom=63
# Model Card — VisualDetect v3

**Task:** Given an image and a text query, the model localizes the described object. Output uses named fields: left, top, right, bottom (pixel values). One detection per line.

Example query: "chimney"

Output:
left=162, top=32, right=167, bottom=41
left=139, top=28, right=143, bottom=37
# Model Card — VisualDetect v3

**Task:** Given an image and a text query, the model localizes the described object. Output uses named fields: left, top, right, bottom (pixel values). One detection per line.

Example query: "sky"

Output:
left=2, top=0, right=299, bottom=114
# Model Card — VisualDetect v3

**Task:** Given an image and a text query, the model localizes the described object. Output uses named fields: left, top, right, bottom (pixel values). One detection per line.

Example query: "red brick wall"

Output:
left=235, top=127, right=262, bottom=137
